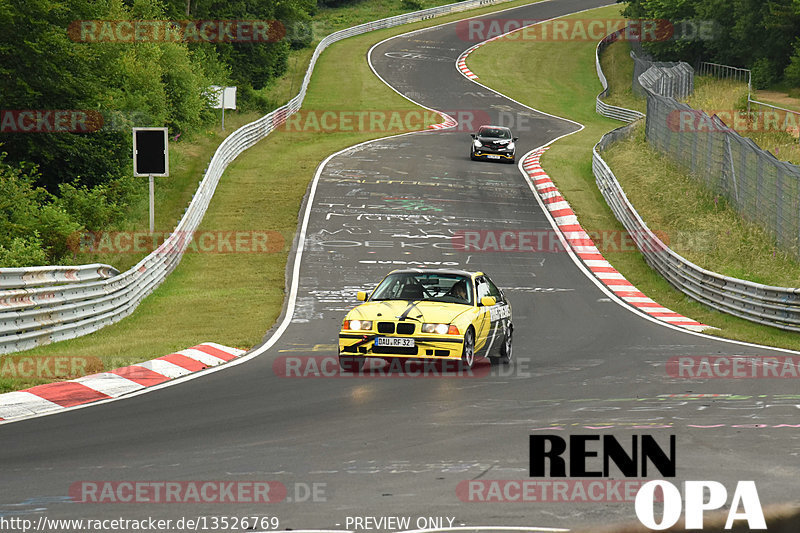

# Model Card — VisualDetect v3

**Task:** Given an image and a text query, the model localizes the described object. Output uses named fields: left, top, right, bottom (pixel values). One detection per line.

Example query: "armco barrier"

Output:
left=0, top=0, right=515, bottom=355
left=0, top=264, right=119, bottom=290
left=595, top=30, right=645, bottom=123
left=592, top=31, right=800, bottom=331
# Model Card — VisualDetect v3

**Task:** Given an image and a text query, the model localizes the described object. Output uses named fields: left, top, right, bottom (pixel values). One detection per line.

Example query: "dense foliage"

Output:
left=621, top=0, right=800, bottom=88
left=0, top=0, right=316, bottom=266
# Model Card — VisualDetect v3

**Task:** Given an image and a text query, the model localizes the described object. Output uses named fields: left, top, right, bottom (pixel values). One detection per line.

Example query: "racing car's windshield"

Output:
left=478, top=127, right=511, bottom=139
left=370, top=272, right=473, bottom=304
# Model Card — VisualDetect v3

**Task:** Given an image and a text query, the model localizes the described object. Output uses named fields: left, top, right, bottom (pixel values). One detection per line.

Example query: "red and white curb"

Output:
left=0, top=343, right=245, bottom=421
left=523, top=148, right=710, bottom=332
left=457, top=43, right=480, bottom=79
left=429, top=111, right=457, bottom=129
left=456, top=32, right=507, bottom=80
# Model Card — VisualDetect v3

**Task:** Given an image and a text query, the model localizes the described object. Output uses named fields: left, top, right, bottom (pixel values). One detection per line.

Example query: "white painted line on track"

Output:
left=5, top=0, right=796, bottom=426
left=443, top=3, right=800, bottom=354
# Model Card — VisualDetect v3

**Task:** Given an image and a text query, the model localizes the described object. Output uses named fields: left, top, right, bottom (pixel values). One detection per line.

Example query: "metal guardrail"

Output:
left=593, top=131, right=800, bottom=331
left=0, top=264, right=119, bottom=290
left=0, top=0, right=514, bottom=355
left=594, top=31, right=645, bottom=123
left=593, top=32, right=800, bottom=331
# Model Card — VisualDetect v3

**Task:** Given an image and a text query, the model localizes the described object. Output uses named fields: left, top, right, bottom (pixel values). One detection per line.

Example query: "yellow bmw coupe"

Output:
left=338, top=269, right=513, bottom=371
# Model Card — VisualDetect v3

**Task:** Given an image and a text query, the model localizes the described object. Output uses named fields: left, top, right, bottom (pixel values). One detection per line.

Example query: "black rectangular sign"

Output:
left=133, top=127, right=169, bottom=176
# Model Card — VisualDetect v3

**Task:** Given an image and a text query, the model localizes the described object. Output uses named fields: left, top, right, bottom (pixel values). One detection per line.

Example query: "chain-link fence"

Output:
left=699, top=61, right=800, bottom=142
left=594, top=36, right=800, bottom=330
left=643, top=84, right=800, bottom=255
left=632, top=50, right=694, bottom=98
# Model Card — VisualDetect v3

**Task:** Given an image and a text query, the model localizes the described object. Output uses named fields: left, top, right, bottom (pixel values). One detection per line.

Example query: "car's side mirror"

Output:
left=356, top=291, right=367, bottom=301
left=513, top=137, right=518, bottom=141
left=480, top=296, right=497, bottom=307
left=470, top=133, right=476, bottom=139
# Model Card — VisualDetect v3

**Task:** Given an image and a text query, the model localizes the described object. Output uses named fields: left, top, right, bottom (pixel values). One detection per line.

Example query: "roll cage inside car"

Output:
left=369, top=272, right=475, bottom=305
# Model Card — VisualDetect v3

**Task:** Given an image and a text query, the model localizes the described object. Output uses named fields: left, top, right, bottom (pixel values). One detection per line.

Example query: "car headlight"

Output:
left=473, top=140, right=482, bottom=147
left=344, top=319, right=372, bottom=331
left=506, top=142, right=515, bottom=151
left=422, top=323, right=460, bottom=335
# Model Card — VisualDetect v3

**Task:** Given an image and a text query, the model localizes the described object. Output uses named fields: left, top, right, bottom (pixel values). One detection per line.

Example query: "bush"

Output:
left=0, top=153, right=86, bottom=266
left=56, top=181, right=123, bottom=231
left=750, top=58, right=778, bottom=90
left=237, top=84, right=275, bottom=112
left=35, top=205, right=82, bottom=262
left=783, top=40, right=800, bottom=87
left=401, top=0, right=423, bottom=11
left=0, top=236, right=49, bottom=267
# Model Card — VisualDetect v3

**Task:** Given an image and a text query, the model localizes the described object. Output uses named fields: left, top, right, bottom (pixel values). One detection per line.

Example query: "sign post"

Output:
left=149, top=175, right=155, bottom=234
left=209, top=86, right=237, bottom=131
left=133, top=127, right=169, bottom=234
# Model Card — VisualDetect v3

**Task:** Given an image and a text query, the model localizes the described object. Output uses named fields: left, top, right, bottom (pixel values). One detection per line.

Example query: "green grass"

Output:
left=71, top=111, right=264, bottom=273
left=599, top=39, right=646, bottom=113
left=755, top=87, right=800, bottom=111
left=687, top=77, right=800, bottom=166
left=468, top=5, right=800, bottom=350
left=604, top=122, right=800, bottom=286
left=2, top=0, right=546, bottom=392
left=264, top=0, right=477, bottom=109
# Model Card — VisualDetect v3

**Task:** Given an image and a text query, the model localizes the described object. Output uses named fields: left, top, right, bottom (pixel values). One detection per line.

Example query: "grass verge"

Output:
left=77, top=0, right=505, bottom=273
left=687, top=77, right=800, bottom=166
left=597, top=44, right=800, bottom=165
left=599, top=39, right=646, bottom=113
left=468, top=4, right=800, bottom=351
left=265, top=0, right=478, bottom=109
left=1, top=0, right=546, bottom=392
left=603, top=122, right=800, bottom=287
left=73, top=111, right=263, bottom=273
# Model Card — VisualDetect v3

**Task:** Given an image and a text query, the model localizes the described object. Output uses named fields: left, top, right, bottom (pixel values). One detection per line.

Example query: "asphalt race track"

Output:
left=1, top=0, right=799, bottom=531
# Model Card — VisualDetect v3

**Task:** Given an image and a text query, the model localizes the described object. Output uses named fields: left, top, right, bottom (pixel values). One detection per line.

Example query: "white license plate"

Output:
left=486, top=154, right=501, bottom=159
left=375, top=337, right=415, bottom=347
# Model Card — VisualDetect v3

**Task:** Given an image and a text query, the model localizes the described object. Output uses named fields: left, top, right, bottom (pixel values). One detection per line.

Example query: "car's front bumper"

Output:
left=472, top=149, right=515, bottom=161
left=338, top=332, right=463, bottom=359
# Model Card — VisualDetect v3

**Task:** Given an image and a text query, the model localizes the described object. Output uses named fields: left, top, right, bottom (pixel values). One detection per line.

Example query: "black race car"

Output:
left=470, top=125, right=517, bottom=163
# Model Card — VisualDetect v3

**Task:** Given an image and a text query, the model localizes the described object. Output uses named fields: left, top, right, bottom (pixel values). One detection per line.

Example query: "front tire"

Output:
left=460, top=328, right=475, bottom=369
